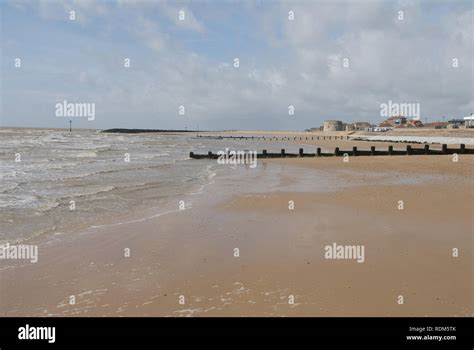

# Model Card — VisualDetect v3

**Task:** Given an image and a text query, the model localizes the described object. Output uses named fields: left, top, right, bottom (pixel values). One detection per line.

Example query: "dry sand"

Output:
left=206, top=130, right=474, bottom=151
left=1, top=153, right=472, bottom=317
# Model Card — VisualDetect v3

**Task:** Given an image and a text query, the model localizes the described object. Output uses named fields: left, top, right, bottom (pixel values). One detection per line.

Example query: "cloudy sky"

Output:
left=1, top=0, right=472, bottom=130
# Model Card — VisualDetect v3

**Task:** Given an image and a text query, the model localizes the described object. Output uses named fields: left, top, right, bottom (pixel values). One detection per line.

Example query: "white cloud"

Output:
left=2, top=0, right=472, bottom=129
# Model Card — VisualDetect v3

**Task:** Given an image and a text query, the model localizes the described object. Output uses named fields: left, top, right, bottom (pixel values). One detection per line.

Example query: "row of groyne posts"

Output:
left=197, top=135, right=350, bottom=141
left=190, top=144, right=472, bottom=159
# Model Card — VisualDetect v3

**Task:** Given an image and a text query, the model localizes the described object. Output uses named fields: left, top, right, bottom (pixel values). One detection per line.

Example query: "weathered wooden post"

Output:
left=323, top=136, right=326, bottom=140
left=353, top=146, right=358, bottom=156
left=281, top=149, right=286, bottom=158
left=335, top=147, right=340, bottom=156
left=317, top=148, right=321, bottom=157
left=424, top=144, right=429, bottom=155
left=406, top=145, right=412, bottom=155
left=370, top=146, right=375, bottom=156
left=299, top=148, right=304, bottom=157
left=317, top=136, right=319, bottom=140
left=442, top=144, right=447, bottom=154
left=460, top=144, right=465, bottom=154
left=262, top=149, right=267, bottom=158
left=388, top=145, right=393, bottom=156
left=329, top=136, right=331, bottom=140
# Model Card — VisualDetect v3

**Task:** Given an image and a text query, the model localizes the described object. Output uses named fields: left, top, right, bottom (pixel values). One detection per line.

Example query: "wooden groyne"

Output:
left=190, top=144, right=472, bottom=159
left=195, top=135, right=472, bottom=145
left=195, top=135, right=350, bottom=141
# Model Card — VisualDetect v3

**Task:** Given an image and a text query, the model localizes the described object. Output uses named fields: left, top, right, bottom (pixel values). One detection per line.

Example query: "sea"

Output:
left=0, top=128, right=299, bottom=244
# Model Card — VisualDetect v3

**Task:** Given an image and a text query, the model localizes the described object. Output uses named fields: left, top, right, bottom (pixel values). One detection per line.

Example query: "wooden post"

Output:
left=317, top=148, right=321, bottom=157
left=424, top=144, right=429, bottom=155
left=353, top=146, right=358, bottom=156
left=329, top=136, right=331, bottom=140
left=442, top=144, right=447, bottom=154
left=370, top=146, right=375, bottom=156
left=317, top=136, right=319, bottom=140
left=208, top=151, right=213, bottom=157
left=460, top=144, right=465, bottom=154
left=281, top=149, right=286, bottom=158
left=406, top=145, right=412, bottom=155
left=323, top=136, right=326, bottom=140
left=263, top=149, right=267, bottom=157
left=299, top=148, right=304, bottom=157
left=190, top=152, right=194, bottom=158
left=335, top=147, right=340, bottom=156
left=388, top=145, right=393, bottom=156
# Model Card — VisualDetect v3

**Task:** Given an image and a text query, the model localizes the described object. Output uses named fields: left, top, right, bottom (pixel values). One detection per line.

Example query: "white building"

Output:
left=464, top=115, right=474, bottom=127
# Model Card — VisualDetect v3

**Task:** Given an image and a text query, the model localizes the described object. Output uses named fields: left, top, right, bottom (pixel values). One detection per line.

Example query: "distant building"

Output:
left=323, top=120, right=343, bottom=132
left=344, top=122, right=372, bottom=131
left=352, top=122, right=372, bottom=130
left=378, top=116, right=424, bottom=128
left=402, top=119, right=423, bottom=128
left=464, top=114, right=474, bottom=128
left=379, top=116, right=407, bottom=127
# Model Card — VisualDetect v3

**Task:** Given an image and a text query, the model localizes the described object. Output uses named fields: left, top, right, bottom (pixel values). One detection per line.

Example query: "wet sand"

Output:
left=1, top=155, right=472, bottom=316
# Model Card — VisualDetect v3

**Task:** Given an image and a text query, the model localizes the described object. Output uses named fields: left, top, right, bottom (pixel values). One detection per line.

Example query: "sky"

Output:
left=1, top=0, right=472, bottom=131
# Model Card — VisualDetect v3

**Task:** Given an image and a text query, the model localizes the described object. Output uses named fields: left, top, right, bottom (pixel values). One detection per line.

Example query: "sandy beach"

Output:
left=1, top=141, right=472, bottom=316
left=2, top=2, right=473, bottom=346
